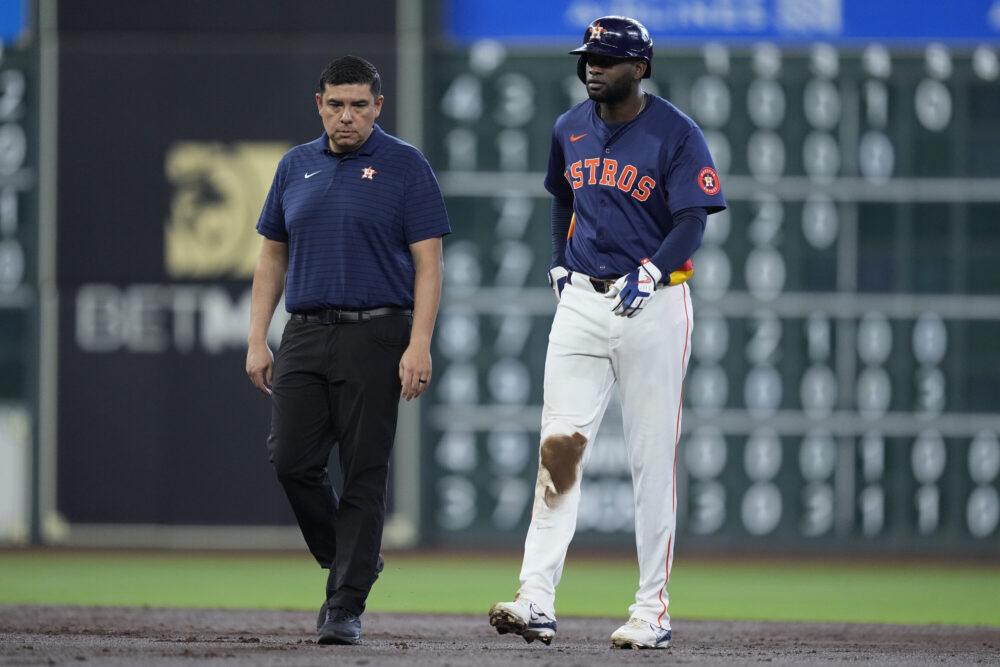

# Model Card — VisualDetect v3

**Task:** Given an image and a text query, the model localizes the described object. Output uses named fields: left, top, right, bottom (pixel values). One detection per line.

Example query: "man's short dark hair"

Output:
left=318, top=55, right=381, bottom=97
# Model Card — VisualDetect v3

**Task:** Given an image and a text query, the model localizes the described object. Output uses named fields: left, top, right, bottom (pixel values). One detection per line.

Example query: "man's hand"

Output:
left=246, top=341, right=275, bottom=395
left=548, top=266, right=569, bottom=301
left=399, top=340, right=432, bottom=401
left=606, top=259, right=662, bottom=318
left=246, top=238, right=287, bottom=396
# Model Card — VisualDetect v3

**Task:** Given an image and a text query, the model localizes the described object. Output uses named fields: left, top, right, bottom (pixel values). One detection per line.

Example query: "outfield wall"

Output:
left=1, top=0, right=998, bottom=556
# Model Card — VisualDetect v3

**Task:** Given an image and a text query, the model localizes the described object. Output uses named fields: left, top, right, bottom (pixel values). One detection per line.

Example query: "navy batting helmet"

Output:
left=570, top=16, right=653, bottom=83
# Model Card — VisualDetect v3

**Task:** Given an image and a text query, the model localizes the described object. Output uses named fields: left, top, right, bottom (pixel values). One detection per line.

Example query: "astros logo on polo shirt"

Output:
left=362, top=166, right=376, bottom=180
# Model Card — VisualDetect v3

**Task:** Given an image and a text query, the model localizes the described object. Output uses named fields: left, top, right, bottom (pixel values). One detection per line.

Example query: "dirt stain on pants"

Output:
left=537, top=432, right=587, bottom=508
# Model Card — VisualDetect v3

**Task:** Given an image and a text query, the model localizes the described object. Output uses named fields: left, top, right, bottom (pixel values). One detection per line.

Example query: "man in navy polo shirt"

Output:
left=246, top=55, right=450, bottom=645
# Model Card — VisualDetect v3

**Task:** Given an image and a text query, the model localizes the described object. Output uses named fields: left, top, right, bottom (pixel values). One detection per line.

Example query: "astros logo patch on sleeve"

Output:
left=698, top=167, right=721, bottom=195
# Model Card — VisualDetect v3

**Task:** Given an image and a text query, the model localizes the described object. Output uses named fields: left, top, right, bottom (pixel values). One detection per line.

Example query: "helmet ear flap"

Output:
left=576, top=55, right=587, bottom=84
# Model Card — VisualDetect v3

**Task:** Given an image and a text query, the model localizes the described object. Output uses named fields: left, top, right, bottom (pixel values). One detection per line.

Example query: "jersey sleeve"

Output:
left=663, top=127, right=727, bottom=215
left=402, top=151, right=452, bottom=244
left=256, top=156, right=289, bottom=242
left=543, top=126, right=573, bottom=200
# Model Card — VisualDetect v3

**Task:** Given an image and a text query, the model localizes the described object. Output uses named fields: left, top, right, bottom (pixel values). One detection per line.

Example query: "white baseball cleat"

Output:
left=610, top=617, right=672, bottom=649
left=488, top=597, right=557, bottom=645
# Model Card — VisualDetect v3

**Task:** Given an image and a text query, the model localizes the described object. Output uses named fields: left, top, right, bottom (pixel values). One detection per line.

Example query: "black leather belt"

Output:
left=290, top=307, right=412, bottom=324
left=569, top=270, right=617, bottom=294
left=588, top=277, right=617, bottom=294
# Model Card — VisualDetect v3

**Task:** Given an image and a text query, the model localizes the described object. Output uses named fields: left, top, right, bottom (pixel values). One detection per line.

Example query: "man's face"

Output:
left=315, top=83, right=383, bottom=153
left=584, top=55, right=643, bottom=104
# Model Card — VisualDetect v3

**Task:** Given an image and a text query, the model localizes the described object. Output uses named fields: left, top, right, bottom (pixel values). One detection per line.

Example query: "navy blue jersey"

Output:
left=544, top=94, right=725, bottom=280
left=257, top=125, right=451, bottom=311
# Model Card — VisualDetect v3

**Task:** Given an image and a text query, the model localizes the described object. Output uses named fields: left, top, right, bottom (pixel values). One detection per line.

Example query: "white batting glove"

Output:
left=548, top=266, right=569, bottom=301
left=606, top=259, right=662, bottom=318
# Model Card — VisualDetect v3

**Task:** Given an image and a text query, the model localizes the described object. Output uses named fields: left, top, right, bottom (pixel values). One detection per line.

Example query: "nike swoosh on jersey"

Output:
left=570, top=133, right=588, bottom=142
left=305, top=171, right=321, bottom=178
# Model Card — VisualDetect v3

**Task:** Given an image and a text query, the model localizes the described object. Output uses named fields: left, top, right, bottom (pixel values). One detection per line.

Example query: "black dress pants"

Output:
left=267, top=312, right=410, bottom=615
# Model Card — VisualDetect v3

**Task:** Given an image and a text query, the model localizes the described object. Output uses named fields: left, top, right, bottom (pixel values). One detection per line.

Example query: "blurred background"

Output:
left=1, top=0, right=999, bottom=564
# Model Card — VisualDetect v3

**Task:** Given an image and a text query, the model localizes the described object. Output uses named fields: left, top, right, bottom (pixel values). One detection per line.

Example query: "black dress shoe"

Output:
left=316, top=599, right=329, bottom=632
left=317, top=554, right=384, bottom=631
left=318, top=607, right=361, bottom=645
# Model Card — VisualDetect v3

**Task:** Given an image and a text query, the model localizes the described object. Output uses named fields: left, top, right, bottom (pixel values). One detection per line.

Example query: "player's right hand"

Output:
left=548, top=266, right=569, bottom=301
left=607, top=259, right=662, bottom=318
left=246, top=342, right=275, bottom=396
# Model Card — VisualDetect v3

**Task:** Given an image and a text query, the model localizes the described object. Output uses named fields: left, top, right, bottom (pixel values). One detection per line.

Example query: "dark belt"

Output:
left=569, top=270, right=617, bottom=294
left=290, top=307, right=412, bottom=324
left=588, top=277, right=617, bottom=294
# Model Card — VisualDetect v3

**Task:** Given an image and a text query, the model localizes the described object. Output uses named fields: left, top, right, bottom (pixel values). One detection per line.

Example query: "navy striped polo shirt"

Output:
left=256, top=125, right=451, bottom=312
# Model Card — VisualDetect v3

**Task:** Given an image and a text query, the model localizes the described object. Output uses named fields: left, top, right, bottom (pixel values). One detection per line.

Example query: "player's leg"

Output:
left=324, top=314, right=409, bottom=619
left=268, top=318, right=338, bottom=569
left=610, top=282, right=692, bottom=648
left=491, top=279, right=616, bottom=643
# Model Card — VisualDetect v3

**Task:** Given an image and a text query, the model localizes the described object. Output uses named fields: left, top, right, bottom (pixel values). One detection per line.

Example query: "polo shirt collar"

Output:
left=315, top=123, right=385, bottom=158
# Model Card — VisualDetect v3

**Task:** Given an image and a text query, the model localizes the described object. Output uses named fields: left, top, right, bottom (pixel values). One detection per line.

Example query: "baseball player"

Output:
left=489, top=16, right=726, bottom=649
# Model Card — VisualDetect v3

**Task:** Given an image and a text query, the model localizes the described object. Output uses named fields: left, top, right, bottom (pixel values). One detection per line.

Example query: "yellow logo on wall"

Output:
left=164, top=142, right=290, bottom=278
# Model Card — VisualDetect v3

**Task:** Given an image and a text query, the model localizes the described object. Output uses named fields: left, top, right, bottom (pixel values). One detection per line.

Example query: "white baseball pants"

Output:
left=516, top=271, right=693, bottom=630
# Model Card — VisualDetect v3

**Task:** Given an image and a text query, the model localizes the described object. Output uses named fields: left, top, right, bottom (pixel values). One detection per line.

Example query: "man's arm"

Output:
left=551, top=196, right=573, bottom=268
left=647, top=207, right=707, bottom=280
left=399, top=236, right=444, bottom=401
left=246, top=238, right=289, bottom=395
left=547, top=196, right=574, bottom=300
left=607, top=208, right=708, bottom=318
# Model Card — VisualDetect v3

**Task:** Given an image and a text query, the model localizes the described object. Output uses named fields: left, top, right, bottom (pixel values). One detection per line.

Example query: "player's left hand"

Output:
left=606, top=259, right=662, bottom=318
left=399, top=341, right=432, bottom=401
left=548, top=266, right=569, bottom=301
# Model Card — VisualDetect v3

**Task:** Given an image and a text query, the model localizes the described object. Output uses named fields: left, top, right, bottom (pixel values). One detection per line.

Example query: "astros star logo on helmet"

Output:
left=588, top=23, right=606, bottom=40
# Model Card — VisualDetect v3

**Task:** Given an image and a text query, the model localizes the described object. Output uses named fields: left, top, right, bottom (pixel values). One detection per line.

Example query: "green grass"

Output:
left=0, top=549, right=997, bottom=627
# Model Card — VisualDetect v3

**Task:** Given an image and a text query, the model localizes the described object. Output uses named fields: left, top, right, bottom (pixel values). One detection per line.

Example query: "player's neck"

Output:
left=598, top=90, right=646, bottom=123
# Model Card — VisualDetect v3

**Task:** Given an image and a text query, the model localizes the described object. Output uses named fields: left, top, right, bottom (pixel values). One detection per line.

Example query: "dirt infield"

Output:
left=1, top=605, right=998, bottom=666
